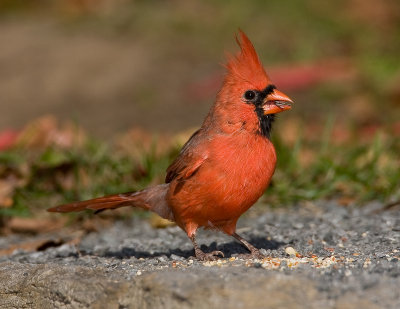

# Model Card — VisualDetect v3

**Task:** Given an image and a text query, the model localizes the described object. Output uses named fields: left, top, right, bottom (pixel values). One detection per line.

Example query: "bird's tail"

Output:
left=47, top=184, right=174, bottom=221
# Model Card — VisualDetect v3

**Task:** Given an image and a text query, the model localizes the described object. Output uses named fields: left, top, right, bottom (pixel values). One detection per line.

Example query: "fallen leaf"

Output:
left=149, top=213, right=175, bottom=229
left=16, top=115, right=86, bottom=150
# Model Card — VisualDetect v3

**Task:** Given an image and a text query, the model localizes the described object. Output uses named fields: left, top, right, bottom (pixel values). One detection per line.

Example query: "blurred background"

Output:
left=0, top=0, right=399, bottom=230
left=1, top=0, right=399, bottom=136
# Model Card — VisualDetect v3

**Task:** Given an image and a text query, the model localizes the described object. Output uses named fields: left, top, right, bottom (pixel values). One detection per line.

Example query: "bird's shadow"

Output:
left=90, top=236, right=285, bottom=260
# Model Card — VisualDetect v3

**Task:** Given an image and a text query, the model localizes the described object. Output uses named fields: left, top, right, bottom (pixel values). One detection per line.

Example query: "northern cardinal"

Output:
left=48, top=31, right=293, bottom=260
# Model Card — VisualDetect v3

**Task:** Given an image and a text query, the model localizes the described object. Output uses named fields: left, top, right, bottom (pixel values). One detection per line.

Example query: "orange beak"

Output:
left=262, top=89, right=293, bottom=115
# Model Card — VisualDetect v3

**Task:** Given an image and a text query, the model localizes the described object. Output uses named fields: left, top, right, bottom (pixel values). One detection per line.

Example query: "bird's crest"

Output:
left=225, top=31, right=270, bottom=89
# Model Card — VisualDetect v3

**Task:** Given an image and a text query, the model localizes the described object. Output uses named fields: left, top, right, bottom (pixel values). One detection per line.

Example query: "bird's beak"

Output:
left=262, top=89, right=293, bottom=115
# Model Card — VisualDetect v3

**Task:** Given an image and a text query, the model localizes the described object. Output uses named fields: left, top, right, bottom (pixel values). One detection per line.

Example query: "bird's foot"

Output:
left=237, top=248, right=265, bottom=260
left=195, top=249, right=224, bottom=261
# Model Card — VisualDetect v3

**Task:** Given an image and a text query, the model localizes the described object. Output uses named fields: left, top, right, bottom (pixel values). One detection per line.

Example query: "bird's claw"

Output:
left=195, top=250, right=225, bottom=261
left=250, top=250, right=265, bottom=259
left=236, top=249, right=265, bottom=260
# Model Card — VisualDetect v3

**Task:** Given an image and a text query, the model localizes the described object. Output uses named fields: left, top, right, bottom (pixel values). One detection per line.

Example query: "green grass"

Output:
left=0, top=123, right=399, bottom=220
left=271, top=135, right=399, bottom=206
left=268, top=123, right=400, bottom=206
left=0, top=139, right=174, bottom=217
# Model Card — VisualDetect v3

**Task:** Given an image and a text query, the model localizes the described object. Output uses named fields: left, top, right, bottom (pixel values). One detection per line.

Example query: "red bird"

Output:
left=48, top=31, right=293, bottom=260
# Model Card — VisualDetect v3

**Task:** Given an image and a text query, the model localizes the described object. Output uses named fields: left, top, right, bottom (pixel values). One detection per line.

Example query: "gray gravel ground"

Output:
left=0, top=200, right=399, bottom=308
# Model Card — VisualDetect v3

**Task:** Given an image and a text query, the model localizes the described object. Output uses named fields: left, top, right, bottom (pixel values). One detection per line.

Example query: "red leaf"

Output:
left=0, top=130, right=19, bottom=151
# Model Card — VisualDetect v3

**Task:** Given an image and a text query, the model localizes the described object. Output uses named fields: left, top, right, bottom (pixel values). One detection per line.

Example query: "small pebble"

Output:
left=285, top=247, right=298, bottom=256
left=170, top=254, right=184, bottom=261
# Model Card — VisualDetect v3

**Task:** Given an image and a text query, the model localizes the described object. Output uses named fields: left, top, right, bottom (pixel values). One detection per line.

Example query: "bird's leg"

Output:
left=189, top=234, right=224, bottom=261
left=232, top=233, right=265, bottom=259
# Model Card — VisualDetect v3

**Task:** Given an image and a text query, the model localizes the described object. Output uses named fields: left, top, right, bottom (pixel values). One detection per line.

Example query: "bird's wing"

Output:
left=165, top=129, right=208, bottom=183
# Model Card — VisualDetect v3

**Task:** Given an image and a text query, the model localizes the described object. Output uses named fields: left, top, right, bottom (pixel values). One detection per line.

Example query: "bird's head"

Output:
left=213, top=31, right=293, bottom=138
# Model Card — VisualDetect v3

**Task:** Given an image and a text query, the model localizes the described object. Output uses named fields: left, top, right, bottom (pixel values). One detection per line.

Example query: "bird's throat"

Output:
left=255, top=108, right=275, bottom=139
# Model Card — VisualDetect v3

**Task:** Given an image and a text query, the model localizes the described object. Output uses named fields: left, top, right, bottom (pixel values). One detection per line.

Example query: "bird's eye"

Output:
left=244, top=90, right=256, bottom=101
